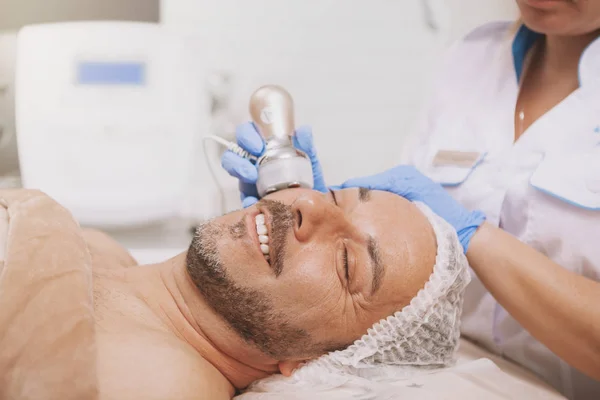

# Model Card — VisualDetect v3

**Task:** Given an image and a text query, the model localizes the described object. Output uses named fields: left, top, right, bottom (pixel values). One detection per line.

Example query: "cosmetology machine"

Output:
left=15, top=22, right=204, bottom=228
left=0, top=32, right=19, bottom=179
left=206, top=84, right=314, bottom=199
left=248, top=85, right=313, bottom=197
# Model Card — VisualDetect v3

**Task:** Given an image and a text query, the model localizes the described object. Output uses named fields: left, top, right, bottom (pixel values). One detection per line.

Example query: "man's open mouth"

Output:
left=254, top=213, right=270, bottom=263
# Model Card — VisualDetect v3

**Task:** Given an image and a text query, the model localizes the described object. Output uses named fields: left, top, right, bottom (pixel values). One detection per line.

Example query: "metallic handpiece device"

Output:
left=249, top=85, right=313, bottom=197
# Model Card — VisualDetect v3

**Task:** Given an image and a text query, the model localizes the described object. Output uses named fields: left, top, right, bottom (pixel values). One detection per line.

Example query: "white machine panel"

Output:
left=15, top=22, right=205, bottom=228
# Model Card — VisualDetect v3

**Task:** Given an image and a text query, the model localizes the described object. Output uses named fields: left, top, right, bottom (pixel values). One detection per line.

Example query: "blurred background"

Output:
left=0, top=0, right=517, bottom=263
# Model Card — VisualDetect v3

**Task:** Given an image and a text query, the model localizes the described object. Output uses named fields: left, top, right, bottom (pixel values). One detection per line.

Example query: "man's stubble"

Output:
left=185, top=199, right=312, bottom=359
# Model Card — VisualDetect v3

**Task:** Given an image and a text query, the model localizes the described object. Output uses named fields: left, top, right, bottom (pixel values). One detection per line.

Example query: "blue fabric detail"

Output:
left=512, top=25, right=542, bottom=83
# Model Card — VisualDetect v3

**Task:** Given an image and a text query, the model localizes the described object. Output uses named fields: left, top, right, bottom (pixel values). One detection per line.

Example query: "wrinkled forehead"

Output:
left=353, top=192, right=437, bottom=302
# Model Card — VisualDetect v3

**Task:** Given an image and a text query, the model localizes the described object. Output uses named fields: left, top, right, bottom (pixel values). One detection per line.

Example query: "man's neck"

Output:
left=132, top=253, right=280, bottom=389
left=541, top=31, right=600, bottom=81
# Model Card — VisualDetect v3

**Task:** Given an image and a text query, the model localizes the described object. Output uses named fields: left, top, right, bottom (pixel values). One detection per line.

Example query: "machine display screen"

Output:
left=76, top=62, right=146, bottom=85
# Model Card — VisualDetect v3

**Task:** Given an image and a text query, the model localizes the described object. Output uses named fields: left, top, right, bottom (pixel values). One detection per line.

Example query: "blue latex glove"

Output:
left=340, top=165, right=486, bottom=253
left=221, top=122, right=327, bottom=208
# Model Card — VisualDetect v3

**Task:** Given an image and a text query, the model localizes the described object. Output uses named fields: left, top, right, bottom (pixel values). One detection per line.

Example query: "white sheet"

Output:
left=236, top=339, right=565, bottom=400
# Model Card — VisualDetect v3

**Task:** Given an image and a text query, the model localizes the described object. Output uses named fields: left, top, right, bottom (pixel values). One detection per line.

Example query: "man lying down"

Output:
left=0, top=186, right=468, bottom=399
left=91, top=186, right=469, bottom=399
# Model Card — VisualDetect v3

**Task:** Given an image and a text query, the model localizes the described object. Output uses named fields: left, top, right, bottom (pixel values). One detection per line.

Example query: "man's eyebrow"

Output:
left=358, top=187, right=372, bottom=202
left=368, top=236, right=385, bottom=294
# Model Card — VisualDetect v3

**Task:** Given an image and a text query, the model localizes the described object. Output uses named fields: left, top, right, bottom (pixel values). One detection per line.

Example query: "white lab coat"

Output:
left=401, top=21, right=600, bottom=400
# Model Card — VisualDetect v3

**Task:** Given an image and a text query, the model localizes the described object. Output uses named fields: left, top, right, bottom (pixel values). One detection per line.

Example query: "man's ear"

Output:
left=278, top=360, right=307, bottom=377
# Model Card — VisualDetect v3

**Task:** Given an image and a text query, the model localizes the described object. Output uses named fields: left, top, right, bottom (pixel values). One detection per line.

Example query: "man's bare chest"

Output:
left=92, top=278, right=233, bottom=399
left=94, top=326, right=232, bottom=399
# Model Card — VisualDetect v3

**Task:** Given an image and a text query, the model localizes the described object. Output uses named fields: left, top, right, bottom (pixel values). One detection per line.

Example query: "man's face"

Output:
left=187, top=188, right=436, bottom=360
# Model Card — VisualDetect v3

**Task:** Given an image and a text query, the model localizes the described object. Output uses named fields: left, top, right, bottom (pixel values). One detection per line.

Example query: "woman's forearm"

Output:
left=466, top=222, right=600, bottom=380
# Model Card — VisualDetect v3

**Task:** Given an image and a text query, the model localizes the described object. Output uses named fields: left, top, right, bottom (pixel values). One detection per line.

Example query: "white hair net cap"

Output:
left=239, top=202, right=471, bottom=399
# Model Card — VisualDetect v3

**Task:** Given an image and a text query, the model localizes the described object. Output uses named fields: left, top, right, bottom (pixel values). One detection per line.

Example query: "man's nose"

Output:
left=291, top=192, right=345, bottom=243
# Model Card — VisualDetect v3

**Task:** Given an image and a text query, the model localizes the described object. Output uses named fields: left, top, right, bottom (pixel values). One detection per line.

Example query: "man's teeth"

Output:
left=255, top=213, right=270, bottom=259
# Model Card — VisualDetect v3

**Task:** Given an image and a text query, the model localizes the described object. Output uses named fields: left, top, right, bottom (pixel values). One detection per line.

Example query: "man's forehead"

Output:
left=355, top=192, right=435, bottom=297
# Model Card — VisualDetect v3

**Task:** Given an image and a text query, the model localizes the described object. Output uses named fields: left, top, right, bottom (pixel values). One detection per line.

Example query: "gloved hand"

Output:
left=340, top=165, right=486, bottom=253
left=221, top=122, right=327, bottom=208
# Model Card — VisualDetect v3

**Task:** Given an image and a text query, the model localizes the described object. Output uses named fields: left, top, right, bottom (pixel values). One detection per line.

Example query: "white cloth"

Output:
left=235, top=339, right=565, bottom=400
left=401, top=20, right=600, bottom=400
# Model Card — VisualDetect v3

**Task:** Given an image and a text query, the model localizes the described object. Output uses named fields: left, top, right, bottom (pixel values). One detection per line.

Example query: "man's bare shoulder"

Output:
left=96, top=329, right=234, bottom=400
left=83, top=228, right=138, bottom=270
